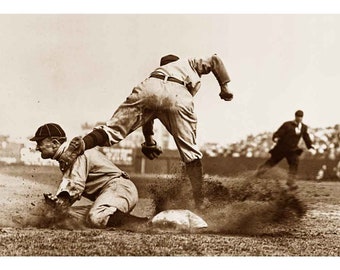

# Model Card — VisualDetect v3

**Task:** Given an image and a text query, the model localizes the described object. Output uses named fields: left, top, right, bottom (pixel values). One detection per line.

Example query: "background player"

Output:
left=256, top=110, right=316, bottom=190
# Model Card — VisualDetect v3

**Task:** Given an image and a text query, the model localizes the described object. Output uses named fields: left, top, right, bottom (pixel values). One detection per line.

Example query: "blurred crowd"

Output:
left=202, top=125, right=340, bottom=160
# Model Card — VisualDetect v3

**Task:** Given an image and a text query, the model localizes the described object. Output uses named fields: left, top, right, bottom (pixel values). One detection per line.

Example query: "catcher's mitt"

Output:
left=59, top=136, right=85, bottom=172
left=141, top=141, right=163, bottom=160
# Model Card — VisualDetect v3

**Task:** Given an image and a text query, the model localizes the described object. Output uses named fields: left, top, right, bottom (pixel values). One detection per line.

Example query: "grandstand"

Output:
left=202, top=125, right=340, bottom=160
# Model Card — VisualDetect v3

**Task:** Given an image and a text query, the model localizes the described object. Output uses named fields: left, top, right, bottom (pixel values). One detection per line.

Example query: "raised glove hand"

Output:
left=141, top=141, right=163, bottom=160
left=219, top=84, right=233, bottom=101
left=59, top=136, right=85, bottom=172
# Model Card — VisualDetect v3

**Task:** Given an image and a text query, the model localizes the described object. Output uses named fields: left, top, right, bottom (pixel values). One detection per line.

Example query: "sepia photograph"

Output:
left=0, top=0, right=339, bottom=267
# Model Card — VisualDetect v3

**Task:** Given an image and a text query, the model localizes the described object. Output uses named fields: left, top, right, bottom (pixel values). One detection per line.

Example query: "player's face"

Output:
left=35, top=138, right=57, bottom=159
left=295, top=116, right=303, bottom=124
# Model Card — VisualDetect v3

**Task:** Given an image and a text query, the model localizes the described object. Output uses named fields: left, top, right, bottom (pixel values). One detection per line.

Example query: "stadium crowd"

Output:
left=202, top=125, right=340, bottom=160
left=1, top=125, right=339, bottom=168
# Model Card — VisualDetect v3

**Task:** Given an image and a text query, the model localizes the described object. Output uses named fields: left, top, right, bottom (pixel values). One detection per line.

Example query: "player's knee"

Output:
left=186, top=158, right=202, bottom=168
left=86, top=212, right=108, bottom=229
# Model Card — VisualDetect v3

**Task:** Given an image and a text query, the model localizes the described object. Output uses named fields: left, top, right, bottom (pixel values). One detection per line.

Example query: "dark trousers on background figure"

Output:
left=256, top=150, right=300, bottom=189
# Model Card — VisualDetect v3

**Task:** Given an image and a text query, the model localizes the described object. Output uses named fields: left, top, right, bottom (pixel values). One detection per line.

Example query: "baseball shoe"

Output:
left=107, top=211, right=150, bottom=227
left=59, top=136, right=85, bottom=172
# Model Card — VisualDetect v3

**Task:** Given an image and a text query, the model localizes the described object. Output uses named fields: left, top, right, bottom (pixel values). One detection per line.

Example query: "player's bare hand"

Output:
left=309, top=147, right=317, bottom=155
left=219, top=85, right=233, bottom=101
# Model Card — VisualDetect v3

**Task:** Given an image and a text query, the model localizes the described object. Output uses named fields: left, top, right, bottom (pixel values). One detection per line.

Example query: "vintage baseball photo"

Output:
left=0, top=1, right=339, bottom=265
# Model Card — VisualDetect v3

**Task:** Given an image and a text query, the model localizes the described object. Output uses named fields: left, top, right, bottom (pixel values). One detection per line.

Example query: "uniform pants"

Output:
left=256, top=150, right=300, bottom=178
left=86, top=177, right=138, bottom=228
left=97, top=77, right=203, bottom=163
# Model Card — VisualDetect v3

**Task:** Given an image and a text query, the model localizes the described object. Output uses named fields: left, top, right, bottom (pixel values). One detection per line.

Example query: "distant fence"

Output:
left=131, top=150, right=339, bottom=180
left=1, top=144, right=339, bottom=180
left=202, top=156, right=339, bottom=180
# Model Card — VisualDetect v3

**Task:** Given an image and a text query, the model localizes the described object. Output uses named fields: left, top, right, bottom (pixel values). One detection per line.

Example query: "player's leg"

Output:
left=185, top=158, right=205, bottom=208
left=156, top=89, right=205, bottom=209
left=66, top=78, right=172, bottom=152
left=59, top=85, right=156, bottom=172
left=286, top=153, right=299, bottom=190
left=90, top=85, right=156, bottom=147
left=86, top=177, right=142, bottom=228
left=255, top=151, right=284, bottom=177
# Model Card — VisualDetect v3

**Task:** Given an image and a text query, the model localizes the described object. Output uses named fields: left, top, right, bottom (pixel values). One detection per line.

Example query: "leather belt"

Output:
left=149, top=73, right=186, bottom=86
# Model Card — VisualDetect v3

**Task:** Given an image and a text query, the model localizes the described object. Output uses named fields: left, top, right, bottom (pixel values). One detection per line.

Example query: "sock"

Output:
left=83, top=129, right=108, bottom=150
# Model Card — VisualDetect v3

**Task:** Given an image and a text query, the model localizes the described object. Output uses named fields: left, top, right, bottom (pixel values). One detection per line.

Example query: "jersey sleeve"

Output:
left=56, top=154, right=89, bottom=203
left=273, top=122, right=288, bottom=141
left=302, top=125, right=313, bottom=149
left=191, top=54, right=231, bottom=85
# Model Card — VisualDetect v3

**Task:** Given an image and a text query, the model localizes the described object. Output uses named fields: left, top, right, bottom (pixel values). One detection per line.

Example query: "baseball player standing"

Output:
left=255, top=110, right=316, bottom=190
left=30, top=123, right=147, bottom=228
left=59, top=54, right=234, bottom=209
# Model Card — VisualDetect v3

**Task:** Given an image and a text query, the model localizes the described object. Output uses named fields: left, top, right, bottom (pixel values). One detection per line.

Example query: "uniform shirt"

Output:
left=272, top=121, right=313, bottom=153
left=153, top=54, right=230, bottom=96
left=53, top=142, right=127, bottom=202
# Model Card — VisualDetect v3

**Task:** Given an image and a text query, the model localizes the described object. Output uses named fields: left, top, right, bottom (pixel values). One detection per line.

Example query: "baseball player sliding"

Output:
left=59, top=54, right=234, bottom=210
left=30, top=123, right=147, bottom=228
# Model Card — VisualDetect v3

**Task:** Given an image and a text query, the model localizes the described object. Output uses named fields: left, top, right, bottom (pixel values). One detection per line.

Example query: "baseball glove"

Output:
left=43, top=192, right=71, bottom=212
left=44, top=193, right=58, bottom=207
left=141, top=141, right=163, bottom=160
left=59, top=136, right=85, bottom=172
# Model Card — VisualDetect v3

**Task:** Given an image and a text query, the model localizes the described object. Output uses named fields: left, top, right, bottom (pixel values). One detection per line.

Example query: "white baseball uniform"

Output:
left=53, top=142, right=138, bottom=228
left=96, top=54, right=231, bottom=163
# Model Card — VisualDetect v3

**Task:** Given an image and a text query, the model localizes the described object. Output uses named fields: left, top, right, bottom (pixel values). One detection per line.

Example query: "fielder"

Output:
left=59, top=54, right=234, bottom=209
left=255, top=110, right=316, bottom=190
left=30, top=123, right=147, bottom=228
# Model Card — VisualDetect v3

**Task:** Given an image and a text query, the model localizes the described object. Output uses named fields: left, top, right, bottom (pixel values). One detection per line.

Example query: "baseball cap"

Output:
left=160, top=54, right=179, bottom=66
left=295, top=110, right=304, bottom=117
left=30, top=123, right=66, bottom=141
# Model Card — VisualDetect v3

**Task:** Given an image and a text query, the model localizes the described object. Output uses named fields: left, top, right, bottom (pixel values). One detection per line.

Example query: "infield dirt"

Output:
left=0, top=164, right=339, bottom=256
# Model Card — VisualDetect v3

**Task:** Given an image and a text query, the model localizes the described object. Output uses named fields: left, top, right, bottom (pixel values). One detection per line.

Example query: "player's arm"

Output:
left=302, top=125, right=314, bottom=149
left=272, top=122, right=288, bottom=142
left=141, top=119, right=163, bottom=160
left=192, top=54, right=233, bottom=101
left=142, top=119, right=155, bottom=145
left=210, top=54, right=231, bottom=85
left=46, top=155, right=88, bottom=211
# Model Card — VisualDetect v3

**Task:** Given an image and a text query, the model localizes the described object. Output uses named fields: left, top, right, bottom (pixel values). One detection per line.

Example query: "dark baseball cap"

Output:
left=30, top=123, right=66, bottom=141
left=160, top=54, right=179, bottom=66
left=295, top=110, right=304, bottom=117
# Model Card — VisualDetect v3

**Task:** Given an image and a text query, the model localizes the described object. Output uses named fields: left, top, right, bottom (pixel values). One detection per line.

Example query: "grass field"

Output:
left=0, top=164, right=339, bottom=258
